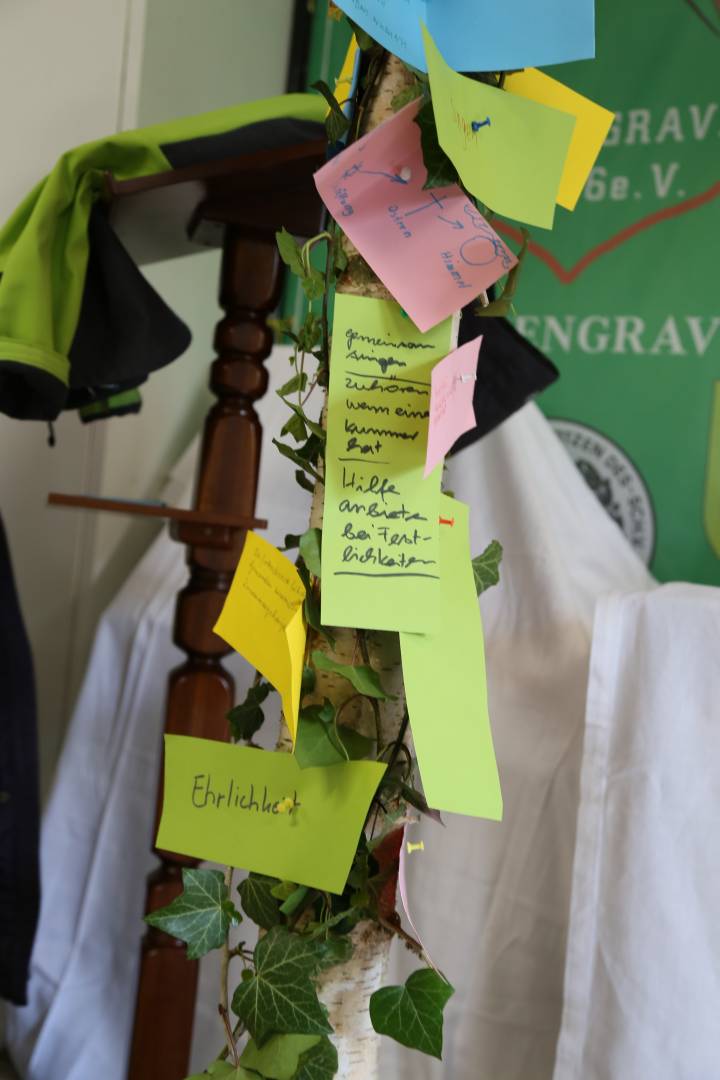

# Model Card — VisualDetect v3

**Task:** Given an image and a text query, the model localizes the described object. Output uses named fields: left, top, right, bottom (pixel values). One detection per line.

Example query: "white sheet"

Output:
left=8, top=396, right=653, bottom=1079
left=379, top=403, right=653, bottom=1080
left=553, top=585, right=720, bottom=1080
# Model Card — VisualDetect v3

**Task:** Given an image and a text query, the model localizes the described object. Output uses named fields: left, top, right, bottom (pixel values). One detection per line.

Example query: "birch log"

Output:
left=278, top=52, right=457, bottom=1080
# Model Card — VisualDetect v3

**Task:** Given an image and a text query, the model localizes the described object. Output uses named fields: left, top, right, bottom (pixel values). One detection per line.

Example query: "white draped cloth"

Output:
left=17, top=383, right=710, bottom=1080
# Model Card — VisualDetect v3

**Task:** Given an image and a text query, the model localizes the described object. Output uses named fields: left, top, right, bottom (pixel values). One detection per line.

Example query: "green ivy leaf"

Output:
left=295, top=469, right=315, bottom=494
left=471, top=540, right=503, bottom=596
left=301, top=665, right=316, bottom=698
left=282, top=411, right=308, bottom=443
left=284, top=401, right=324, bottom=440
left=227, top=681, right=273, bottom=742
left=297, top=565, right=335, bottom=648
left=273, top=440, right=323, bottom=484
left=282, top=534, right=301, bottom=551
left=277, top=372, right=309, bottom=398
left=185, top=1064, right=256, bottom=1079
left=414, top=100, right=459, bottom=190
left=474, top=229, right=529, bottom=317
left=295, top=700, right=374, bottom=769
left=231, top=927, right=332, bottom=1045
left=239, top=873, right=282, bottom=930
left=313, top=935, right=353, bottom=970
left=299, top=528, right=322, bottom=578
left=293, top=1036, right=339, bottom=1079
left=276, top=228, right=304, bottom=278
left=311, top=651, right=391, bottom=700
left=369, top=969, right=454, bottom=1059
left=271, top=880, right=300, bottom=902
left=240, top=1033, right=321, bottom=1080
left=311, top=80, right=351, bottom=144
left=400, top=783, right=444, bottom=827
left=146, top=869, right=238, bottom=960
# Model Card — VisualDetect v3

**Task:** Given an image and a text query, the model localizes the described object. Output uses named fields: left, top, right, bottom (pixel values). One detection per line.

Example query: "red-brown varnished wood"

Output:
left=126, top=228, right=284, bottom=1080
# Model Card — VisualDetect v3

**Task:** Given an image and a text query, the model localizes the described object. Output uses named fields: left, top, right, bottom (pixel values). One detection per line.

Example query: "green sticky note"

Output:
left=321, top=293, right=454, bottom=632
left=400, top=495, right=502, bottom=819
left=156, top=735, right=386, bottom=894
left=423, top=25, right=576, bottom=230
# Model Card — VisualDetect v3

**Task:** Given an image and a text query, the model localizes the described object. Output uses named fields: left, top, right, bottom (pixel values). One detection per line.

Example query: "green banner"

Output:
left=509, top=0, right=720, bottom=583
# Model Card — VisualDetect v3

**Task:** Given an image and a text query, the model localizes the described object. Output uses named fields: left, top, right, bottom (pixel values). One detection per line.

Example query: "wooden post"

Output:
left=127, top=228, right=284, bottom=1080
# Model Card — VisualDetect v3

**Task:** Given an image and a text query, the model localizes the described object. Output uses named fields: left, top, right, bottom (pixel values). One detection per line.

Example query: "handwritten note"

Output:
left=332, top=0, right=594, bottom=74
left=505, top=68, right=615, bottom=212
left=321, top=294, right=452, bottom=632
left=424, top=336, right=481, bottom=477
left=314, top=99, right=516, bottom=332
left=423, top=27, right=576, bottom=230
left=214, top=531, right=305, bottom=742
left=156, top=735, right=386, bottom=894
left=400, top=495, right=502, bottom=819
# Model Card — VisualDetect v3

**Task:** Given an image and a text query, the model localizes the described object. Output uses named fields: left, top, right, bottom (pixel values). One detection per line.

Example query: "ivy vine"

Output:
left=148, top=15, right=511, bottom=1078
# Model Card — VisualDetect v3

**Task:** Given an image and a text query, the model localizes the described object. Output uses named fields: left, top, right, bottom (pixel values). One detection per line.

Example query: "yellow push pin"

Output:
left=406, top=841, right=425, bottom=855
left=276, top=796, right=295, bottom=815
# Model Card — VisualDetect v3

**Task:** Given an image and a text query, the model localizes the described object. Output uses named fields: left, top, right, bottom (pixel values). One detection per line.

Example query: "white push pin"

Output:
left=460, top=373, right=476, bottom=383
left=406, top=840, right=425, bottom=854
left=399, top=166, right=412, bottom=182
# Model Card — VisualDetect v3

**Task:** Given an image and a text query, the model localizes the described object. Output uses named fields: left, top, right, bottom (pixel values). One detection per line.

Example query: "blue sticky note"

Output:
left=333, top=0, right=595, bottom=73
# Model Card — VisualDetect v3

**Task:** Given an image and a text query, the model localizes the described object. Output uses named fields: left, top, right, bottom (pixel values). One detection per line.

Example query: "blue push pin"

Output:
left=472, top=117, right=492, bottom=132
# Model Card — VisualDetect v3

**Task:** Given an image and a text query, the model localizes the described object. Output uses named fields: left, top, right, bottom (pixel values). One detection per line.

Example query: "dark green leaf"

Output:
left=277, top=372, right=309, bottom=398
left=332, top=243, right=348, bottom=275
left=146, top=868, right=237, bottom=960
left=301, top=665, right=316, bottom=698
left=240, top=1033, right=321, bottom=1080
left=311, top=80, right=351, bottom=144
left=276, top=228, right=304, bottom=278
left=346, top=19, right=376, bottom=52
left=282, top=411, right=308, bottom=443
left=300, top=267, right=326, bottom=302
left=299, top=528, right=322, bottom=578
left=273, top=440, right=323, bottom=484
left=369, top=969, right=454, bottom=1059
left=293, top=1036, right=339, bottom=1080
left=239, top=873, right=282, bottom=930
left=311, top=651, right=391, bottom=700
left=284, top=402, right=324, bottom=440
left=227, top=681, right=273, bottom=742
left=282, top=534, right=301, bottom=552
left=414, top=100, right=459, bottom=190
left=297, top=564, right=335, bottom=647
left=471, top=540, right=503, bottom=595
left=231, top=927, right=333, bottom=1044
left=295, top=470, right=316, bottom=494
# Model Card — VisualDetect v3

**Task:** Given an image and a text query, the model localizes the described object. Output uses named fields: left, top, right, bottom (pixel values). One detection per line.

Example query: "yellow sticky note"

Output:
left=331, top=35, right=360, bottom=116
left=214, top=532, right=306, bottom=741
left=505, top=68, right=615, bottom=211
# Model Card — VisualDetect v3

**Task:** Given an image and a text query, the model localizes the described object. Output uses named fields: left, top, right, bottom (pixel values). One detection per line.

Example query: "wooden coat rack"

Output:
left=50, top=135, right=325, bottom=1080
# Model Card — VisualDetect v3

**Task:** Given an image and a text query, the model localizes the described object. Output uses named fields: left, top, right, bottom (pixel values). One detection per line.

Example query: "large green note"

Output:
left=400, top=495, right=502, bottom=819
left=321, top=293, right=453, bottom=632
left=156, top=735, right=386, bottom=894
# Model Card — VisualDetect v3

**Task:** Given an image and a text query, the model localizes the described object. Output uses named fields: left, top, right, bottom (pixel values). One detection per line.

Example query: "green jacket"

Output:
left=0, top=93, right=325, bottom=420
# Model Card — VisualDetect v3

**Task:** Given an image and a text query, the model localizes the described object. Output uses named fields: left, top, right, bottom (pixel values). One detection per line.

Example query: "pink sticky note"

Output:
left=314, top=100, right=517, bottom=332
left=424, top=336, right=481, bottom=476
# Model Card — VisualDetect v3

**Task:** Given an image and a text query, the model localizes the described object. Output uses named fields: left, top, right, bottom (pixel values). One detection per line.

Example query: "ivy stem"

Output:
left=356, top=631, right=383, bottom=747
left=218, top=1004, right=240, bottom=1068
left=220, top=866, right=234, bottom=1022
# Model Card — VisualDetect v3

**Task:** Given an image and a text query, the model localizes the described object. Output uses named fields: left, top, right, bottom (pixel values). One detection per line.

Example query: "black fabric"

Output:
left=161, top=117, right=324, bottom=169
left=0, top=515, right=40, bottom=1005
left=0, top=358, right=67, bottom=422
left=67, top=206, right=191, bottom=404
left=449, top=307, right=559, bottom=455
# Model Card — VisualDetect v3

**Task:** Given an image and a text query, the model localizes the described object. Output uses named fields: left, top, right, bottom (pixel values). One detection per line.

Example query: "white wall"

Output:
left=0, top=0, right=133, bottom=796
left=0, top=0, right=297, bottom=796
